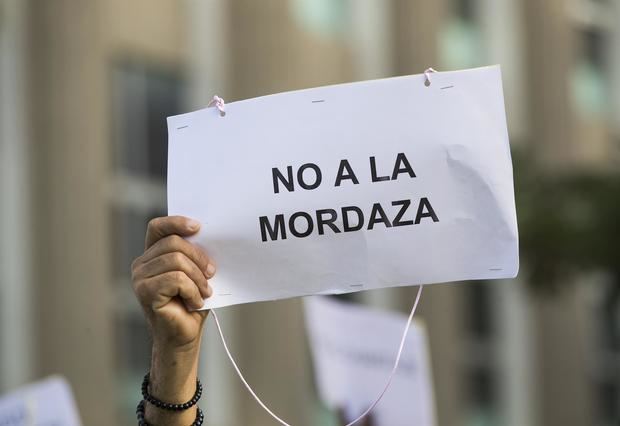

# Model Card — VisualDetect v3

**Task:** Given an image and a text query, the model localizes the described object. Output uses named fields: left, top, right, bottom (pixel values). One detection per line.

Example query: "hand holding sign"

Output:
left=162, top=66, right=517, bottom=426
left=131, top=215, right=213, bottom=348
left=167, top=65, right=518, bottom=309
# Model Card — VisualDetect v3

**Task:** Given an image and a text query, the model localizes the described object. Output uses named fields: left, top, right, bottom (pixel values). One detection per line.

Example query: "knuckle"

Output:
left=168, top=270, right=187, bottom=283
left=166, top=234, right=184, bottom=249
left=146, top=217, right=160, bottom=232
left=131, top=264, right=142, bottom=282
left=192, top=288, right=203, bottom=302
left=131, top=255, right=149, bottom=281
left=130, top=257, right=141, bottom=277
left=190, top=245, right=208, bottom=266
left=197, top=251, right=210, bottom=267
left=170, top=251, right=186, bottom=267
left=133, top=280, right=148, bottom=298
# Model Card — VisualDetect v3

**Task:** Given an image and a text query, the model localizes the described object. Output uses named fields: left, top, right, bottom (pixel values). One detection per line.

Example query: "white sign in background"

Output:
left=304, top=297, right=436, bottom=426
left=167, top=66, right=518, bottom=309
left=0, top=376, right=82, bottom=426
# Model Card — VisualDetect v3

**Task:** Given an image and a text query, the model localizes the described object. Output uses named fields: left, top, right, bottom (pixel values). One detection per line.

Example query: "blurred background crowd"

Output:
left=1, top=0, right=619, bottom=425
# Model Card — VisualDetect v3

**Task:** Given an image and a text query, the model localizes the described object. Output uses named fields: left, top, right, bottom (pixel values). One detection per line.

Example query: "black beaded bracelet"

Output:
left=136, top=400, right=204, bottom=426
left=141, top=372, right=203, bottom=411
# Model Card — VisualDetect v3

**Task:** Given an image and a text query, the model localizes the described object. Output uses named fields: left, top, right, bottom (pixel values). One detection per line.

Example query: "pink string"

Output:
left=423, top=68, right=437, bottom=87
left=208, top=95, right=226, bottom=116
left=210, top=285, right=424, bottom=426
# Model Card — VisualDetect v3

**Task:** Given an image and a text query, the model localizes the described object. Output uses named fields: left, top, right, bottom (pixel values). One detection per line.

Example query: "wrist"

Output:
left=147, top=310, right=206, bottom=355
left=152, top=335, right=202, bottom=358
left=149, top=339, right=201, bottom=402
left=144, top=340, right=202, bottom=425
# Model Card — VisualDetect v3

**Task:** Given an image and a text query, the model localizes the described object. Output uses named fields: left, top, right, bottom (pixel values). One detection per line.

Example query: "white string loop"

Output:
left=423, top=68, right=437, bottom=87
left=208, top=95, right=226, bottom=116
left=210, top=285, right=424, bottom=426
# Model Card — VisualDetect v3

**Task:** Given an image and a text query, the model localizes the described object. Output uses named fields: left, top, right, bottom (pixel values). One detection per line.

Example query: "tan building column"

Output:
left=392, top=0, right=446, bottom=74
left=0, top=0, right=34, bottom=392
left=522, top=0, right=575, bottom=167
left=533, top=284, right=594, bottom=426
left=28, top=1, right=115, bottom=424
left=522, top=2, right=593, bottom=423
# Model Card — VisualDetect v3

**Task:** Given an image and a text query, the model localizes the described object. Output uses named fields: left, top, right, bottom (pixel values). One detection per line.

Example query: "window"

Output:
left=462, top=283, right=500, bottom=426
left=111, top=61, right=184, bottom=180
left=110, top=206, right=168, bottom=283
left=465, top=366, right=499, bottom=426
left=290, top=0, right=349, bottom=38
left=114, top=312, right=152, bottom=419
left=568, top=0, right=616, bottom=120
left=593, top=280, right=620, bottom=425
left=108, top=59, right=186, bottom=423
left=467, top=283, right=495, bottom=339
left=599, top=282, right=620, bottom=352
left=439, top=0, right=484, bottom=70
left=571, top=28, right=610, bottom=118
left=108, top=59, right=185, bottom=284
left=586, top=277, right=620, bottom=426
left=597, top=381, right=619, bottom=426
left=454, top=0, right=477, bottom=22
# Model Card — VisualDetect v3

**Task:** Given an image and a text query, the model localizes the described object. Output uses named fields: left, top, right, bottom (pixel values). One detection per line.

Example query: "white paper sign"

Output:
left=168, top=65, right=518, bottom=309
left=304, top=297, right=436, bottom=426
left=0, top=376, right=82, bottom=426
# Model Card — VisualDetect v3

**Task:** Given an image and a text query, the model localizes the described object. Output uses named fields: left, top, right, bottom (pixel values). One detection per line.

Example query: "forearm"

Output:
left=145, top=340, right=202, bottom=426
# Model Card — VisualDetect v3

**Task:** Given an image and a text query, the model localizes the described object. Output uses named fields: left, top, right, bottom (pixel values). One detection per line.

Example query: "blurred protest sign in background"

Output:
left=0, top=376, right=81, bottom=426
left=305, top=296, right=436, bottom=426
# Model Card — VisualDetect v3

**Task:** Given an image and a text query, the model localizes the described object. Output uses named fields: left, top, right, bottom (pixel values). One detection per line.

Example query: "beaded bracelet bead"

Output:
left=136, top=400, right=204, bottom=426
left=141, top=372, right=202, bottom=411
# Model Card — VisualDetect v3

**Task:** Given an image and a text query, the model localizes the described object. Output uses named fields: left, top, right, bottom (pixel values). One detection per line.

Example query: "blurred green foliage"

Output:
left=514, top=150, right=620, bottom=289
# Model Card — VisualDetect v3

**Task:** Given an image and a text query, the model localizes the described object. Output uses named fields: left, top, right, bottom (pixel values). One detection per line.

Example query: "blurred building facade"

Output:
left=1, top=1, right=619, bottom=425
